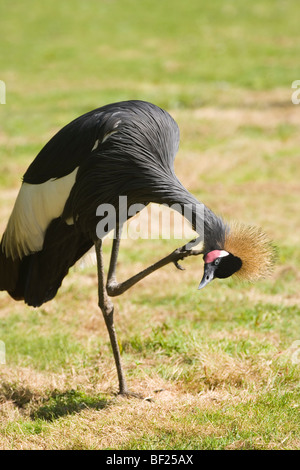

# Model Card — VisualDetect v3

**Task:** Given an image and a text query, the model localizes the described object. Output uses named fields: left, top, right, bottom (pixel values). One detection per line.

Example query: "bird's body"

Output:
left=0, top=100, right=216, bottom=306
left=0, top=100, right=274, bottom=395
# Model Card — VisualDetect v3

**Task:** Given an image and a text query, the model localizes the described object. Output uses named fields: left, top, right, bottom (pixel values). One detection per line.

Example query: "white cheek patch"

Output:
left=219, top=250, right=229, bottom=258
left=2, top=167, right=79, bottom=260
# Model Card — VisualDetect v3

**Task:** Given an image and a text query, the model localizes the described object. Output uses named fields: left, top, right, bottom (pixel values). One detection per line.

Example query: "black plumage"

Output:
left=1, top=100, right=222, bottom=307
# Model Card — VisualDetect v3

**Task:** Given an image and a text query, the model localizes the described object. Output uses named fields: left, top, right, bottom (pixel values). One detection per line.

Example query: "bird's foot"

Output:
left=118, top=388, right=166, bottom=402
left=172, top=245, right=203, bottom=270
left=119, top=389, right=143, bottom=399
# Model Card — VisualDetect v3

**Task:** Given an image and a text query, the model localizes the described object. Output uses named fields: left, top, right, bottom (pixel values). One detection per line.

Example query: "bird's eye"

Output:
left=214, top=258, right=220, bottom=266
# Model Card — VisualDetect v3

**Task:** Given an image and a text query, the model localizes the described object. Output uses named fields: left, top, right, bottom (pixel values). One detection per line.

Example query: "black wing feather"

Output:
left=23, top=100, right=179, bottom=185
left=23, top=109, right=104, bottom=184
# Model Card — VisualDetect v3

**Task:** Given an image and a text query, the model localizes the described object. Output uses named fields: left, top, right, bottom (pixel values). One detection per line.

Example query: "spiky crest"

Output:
left=224, top=222, right=276, bottom=281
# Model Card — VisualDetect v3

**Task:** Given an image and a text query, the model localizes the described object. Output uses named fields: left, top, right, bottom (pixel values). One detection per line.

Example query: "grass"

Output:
left=1, top=0, right=300, bottom=450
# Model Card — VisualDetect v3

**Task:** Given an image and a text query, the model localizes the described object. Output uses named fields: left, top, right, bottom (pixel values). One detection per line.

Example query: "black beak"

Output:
left=198, top=263, right=218, bottom=290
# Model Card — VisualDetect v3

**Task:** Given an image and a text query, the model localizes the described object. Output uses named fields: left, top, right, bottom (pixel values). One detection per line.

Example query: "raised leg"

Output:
left=106, top=223, right=123, bottom=286
left=106, top=234, right=203, bottom=297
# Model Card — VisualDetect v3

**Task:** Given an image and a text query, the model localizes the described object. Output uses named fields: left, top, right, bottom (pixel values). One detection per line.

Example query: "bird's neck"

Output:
left=143, top=177, right=228, bottom=252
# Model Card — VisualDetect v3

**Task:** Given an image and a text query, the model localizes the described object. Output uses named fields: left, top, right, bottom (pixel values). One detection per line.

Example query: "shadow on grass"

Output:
left=0, top=382, right=35, bottom=409
left=0, top=382, right=110, bottom=422
left=31, top=389, right=110, bottom=421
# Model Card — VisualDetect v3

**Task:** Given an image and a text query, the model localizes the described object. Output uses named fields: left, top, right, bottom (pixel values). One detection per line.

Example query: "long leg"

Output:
left=97, top=226, right=202, bottom=395
left=106, top=223, right=123, bottom=286
left=95, top=238, right=129, bottom=395
left=106, top=227, right=203, bottom=297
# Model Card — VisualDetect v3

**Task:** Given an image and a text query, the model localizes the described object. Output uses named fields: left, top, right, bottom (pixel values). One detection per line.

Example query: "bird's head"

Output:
left=198, top=222, right=276, bottom=290
left=198, top=249, right=242, bottom=289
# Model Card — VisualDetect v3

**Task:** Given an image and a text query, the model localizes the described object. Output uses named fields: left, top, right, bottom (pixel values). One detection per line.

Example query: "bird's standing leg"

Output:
left=97, top=227, right=202, bottom=396
left=94, top=238, right=129, bottom=396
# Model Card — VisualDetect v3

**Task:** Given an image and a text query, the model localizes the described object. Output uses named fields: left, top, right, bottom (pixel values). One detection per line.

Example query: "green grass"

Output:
left=1, top=0, right=300, bottom=450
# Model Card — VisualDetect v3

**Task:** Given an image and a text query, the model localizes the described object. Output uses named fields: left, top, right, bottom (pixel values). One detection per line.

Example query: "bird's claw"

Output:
left=174, top=260, right=185, bottom=270
left=172, top=247, right=191, bottom=270
left=172, top=246, right=203, bottom=271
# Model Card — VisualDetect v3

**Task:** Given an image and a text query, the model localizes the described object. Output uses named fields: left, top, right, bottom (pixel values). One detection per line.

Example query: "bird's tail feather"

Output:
left=0, top=218, right=93, bottom=307
left=0, top=246, right=22, bottom=298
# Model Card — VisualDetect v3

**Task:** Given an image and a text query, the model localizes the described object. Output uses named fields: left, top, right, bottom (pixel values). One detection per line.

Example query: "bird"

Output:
left=0, top=100, right=275, bottom=396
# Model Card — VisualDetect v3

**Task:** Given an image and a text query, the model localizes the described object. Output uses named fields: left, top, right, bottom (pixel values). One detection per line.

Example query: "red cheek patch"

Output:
left=204, top=250, right=221, bottom=264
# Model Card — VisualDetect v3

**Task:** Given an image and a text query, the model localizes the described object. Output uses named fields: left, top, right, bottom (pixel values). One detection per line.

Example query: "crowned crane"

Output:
left=0, top=100, right=274, bottom=396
